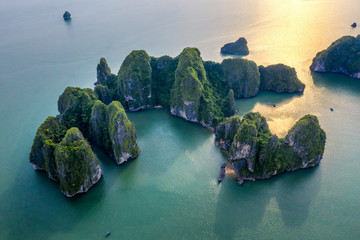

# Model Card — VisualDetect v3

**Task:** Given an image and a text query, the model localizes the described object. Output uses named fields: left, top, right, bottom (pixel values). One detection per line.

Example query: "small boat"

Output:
left=330, top=108, right=334, bottom=111
left=218, top=164, right=226, bottom=182
left=105, top=232, right=111, bottom=237
left=272, top=104, right=276, bottom=107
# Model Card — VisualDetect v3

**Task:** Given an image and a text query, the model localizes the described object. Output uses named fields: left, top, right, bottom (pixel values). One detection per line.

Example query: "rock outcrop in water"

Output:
left=106, top=101, right=140, bottom=164
left=222, top=58, right=260, bottom=98
left=259, top=64, right=305, bottom=92
left=58, top=87, right=97, bottom=137
left=310, top=35, right=360, bottom=79
left=95, top=46, right=303, bottom=128
left=117, top=50, right=153, bottom=111
left=170, top=48, right=222, bottom=127
left=31, top=87, right=140, bottom=195
left=63, top=11, right=71, bottom=21
left=215, top=113, right=326, bottom=185
left=30, top=116, right=67, bottom=181
left=221, top=37, right=249, bottom=56
left=89, top=100, right=140, bottom=165
left=55, top=127, right=102, bottom=197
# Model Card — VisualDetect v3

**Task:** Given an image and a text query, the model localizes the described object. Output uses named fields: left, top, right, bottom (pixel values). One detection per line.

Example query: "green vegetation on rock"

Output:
left=58, top=87, right=97, bottom=137
left=96, top=58, right=119, bottom=100
left=94, top=84, right=112, bottom=105
left=221, top=58, right=260, bottom=98
left=150, top=56, right=178, bottom=108
left=89, top=100, right=110, bottom=151
left=55, top=127, right=102, bottom=197
left=118, top=50, right=153, bottom=111
left=259, top=64, right=305, bottom=92
left=170, top=48, right=223, bottom=126
left=29, top=116, right=67, bottom=180
left=106, top=101, right=140, bottom=164
left=215, top=112, right=326, bottom=184
left=310, top=35, right=360, bottom=79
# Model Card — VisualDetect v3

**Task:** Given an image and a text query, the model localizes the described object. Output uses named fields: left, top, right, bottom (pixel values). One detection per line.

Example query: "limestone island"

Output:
left=215, top=113, right=326, bottom=185
left=30, top=87, right=139, bottom=197
left=310, top=35, right=360, bottom=79
left=95, top=47, right=304, bottom=128
left=63, top=11, right=71, bottom=21
left=30, top=46, right=307, bottom=195
left=221, top=37, right=249, bottom=56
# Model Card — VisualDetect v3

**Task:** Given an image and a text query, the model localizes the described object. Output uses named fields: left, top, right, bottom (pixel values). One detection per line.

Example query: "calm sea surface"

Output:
left=0, top=0, right=359, bottom=239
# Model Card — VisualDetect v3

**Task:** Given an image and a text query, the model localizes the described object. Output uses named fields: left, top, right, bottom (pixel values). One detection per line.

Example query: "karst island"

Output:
left=30, top=46, right=326, bottom=196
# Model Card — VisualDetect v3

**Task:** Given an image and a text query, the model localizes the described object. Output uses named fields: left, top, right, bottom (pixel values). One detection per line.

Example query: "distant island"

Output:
left=221, top=37, right=249, bottom=56
left=310, top=35, right=360, bottom=79
left=63, top=11, right=71, bottom=21
left=215, top=113, right=326, bottom=185
left=30, top=47, right=309, bottom=197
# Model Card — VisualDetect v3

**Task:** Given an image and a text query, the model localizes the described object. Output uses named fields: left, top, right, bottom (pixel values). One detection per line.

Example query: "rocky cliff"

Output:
left=58, top=87, right=97, bottom=137
left=259, top=64, right=305, bottom=92
left=106, top=101, right=140, bottom=164
left=215, top=113, right=326, bottom=184
left=170, top=48, right=223, bottom=127
left=310, top=35, right=360, bottom=79
left=118, top=50, right=153, bottom=111
left=29, top=116, right=67, bottom=181
left=55, top=127, right=102, bottom=197
left=221, top=58, right=260, bottom=98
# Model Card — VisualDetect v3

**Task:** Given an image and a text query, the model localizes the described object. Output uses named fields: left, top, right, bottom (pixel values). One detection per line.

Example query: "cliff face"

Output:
left=215, top=113, right=326, bottom=184
left=150, top=56, right=178, bottom=108
left=170, top=48, right=223, bottom=127
left=55, top=128, right=102, bottom=197
left=221, top=58, right=260, bottom=98
left=106, top=101, right=140, bottom=164
left=58, top=87, right=97, bottom=137
left=170, top=48, right=206, bottom=123
left=89, top=100, right=110, bottom=151
left=29, top=116, right=67, bottom=181
left=310, top=35, right=360, bottom=79
left=259, top=64, right=305, bottom=92
left=118, top=50, right=153, bottom=111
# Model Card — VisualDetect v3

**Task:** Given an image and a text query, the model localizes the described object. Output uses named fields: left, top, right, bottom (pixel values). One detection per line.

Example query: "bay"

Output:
left=0, top=0, right=359, bottom=239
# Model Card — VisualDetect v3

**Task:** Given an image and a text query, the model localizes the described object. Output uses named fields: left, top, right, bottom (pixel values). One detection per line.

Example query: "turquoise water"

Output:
left=0, top=0, right=360, bottom=239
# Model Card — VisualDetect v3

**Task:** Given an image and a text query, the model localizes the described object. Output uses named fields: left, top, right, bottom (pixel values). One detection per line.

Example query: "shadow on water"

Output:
left=214, top=165, right=321, bottom=239
left=312, top=72, right=360, bottom=97
left=235, top=91, right=303, bottom=117
left=275, top=166, right=321, bottom=227
left=0, top=165, right=106, bottom=240
left=0, top=141, right=142, bottom=240
left=214, top=179, right=272, bottom=240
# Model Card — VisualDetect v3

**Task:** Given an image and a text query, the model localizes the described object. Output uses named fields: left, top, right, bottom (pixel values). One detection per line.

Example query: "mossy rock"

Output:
left=118, top=50, right=153, bottom=111
left=285, top=115, right=326, bottom=167
left=96, top=58, right=118, bottom=99
left=221, top=58, right=260, bottom=98
left=215, top=112, right=326, bottom=184
left=89, top=100, right=110, bottom=151
left=310, top=35, right=360, bottom=79
left=170, top=48, right=224, bottom=126
left=94, top=84, right=112, bottom=105
left=259, top=64, right=305, bottom=93
left=29, top=116, right=67, bottom=181
left=58, top=87, right=97, bottom=137
left=106, top=101, right=140, bottom=164
left=150, top=56, right=178, bottom=108
left=55, top=127, right=102, bottom=197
